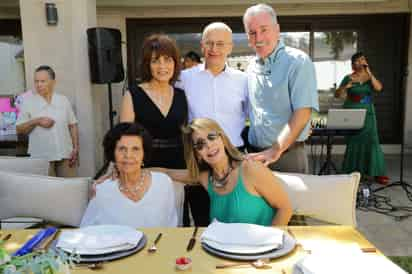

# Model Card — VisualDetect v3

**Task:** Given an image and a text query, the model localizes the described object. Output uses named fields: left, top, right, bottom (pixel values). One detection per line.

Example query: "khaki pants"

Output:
left=48, top=159, right=77, bottom=177
left=267, top=144, right=309, bottom=174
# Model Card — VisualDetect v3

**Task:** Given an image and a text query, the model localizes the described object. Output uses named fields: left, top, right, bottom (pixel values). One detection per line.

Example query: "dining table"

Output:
left=0, top=226, right=400, bottom=273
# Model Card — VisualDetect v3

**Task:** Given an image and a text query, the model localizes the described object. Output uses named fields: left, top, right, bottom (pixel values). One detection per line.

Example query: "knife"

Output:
left=34, top=229, right=60, bottom=252
left=186, top=227, right=198, bottom=251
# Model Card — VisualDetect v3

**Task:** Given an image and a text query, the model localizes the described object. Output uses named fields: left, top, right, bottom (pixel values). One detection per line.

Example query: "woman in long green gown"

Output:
left=335, top=52, right=387, bottom=183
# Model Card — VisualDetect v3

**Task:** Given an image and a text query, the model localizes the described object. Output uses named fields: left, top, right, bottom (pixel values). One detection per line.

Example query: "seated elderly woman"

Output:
left=158, top=118, right=292, bottom=226
left=81, top=122, right=177, bottom=228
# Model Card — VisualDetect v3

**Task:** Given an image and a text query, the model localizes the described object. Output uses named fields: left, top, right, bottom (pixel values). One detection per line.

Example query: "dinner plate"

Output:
left=54, top=234, right=147, bottom=263
left=56, top=225, right=143, bottom=255
left=202, top=238, right=282, bottom=254
left=201, top=232, right=296, bottom=261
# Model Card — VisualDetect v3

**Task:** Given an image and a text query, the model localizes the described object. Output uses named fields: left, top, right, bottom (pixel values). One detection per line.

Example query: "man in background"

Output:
left=183, top=51, right=201, bottom=69
left=16, top=65, right=79, bottom=177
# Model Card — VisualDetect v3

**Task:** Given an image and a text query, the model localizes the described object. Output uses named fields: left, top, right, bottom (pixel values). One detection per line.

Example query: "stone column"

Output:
left=19, top=0, right=97, bottom=176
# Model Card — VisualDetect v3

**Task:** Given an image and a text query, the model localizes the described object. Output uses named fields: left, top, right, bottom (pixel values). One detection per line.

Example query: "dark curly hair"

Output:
left=103, top=122, right=152, bottom=165
left=351, top=51, right=365, bottom=65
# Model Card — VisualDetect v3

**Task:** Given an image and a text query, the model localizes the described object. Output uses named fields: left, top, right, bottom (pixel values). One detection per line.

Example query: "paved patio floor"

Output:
left=312, top=154, right=412, bottom=256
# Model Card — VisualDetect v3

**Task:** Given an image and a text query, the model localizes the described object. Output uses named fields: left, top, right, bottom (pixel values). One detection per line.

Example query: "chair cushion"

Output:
left=0, top=157, right=49, bottom=175
left=275, top=172, right=360, bottom=226
left=0, top=171, right=90, bottom=227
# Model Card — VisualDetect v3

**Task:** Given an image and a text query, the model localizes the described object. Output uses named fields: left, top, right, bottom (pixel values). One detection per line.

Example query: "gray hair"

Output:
left=202, top=22, right=232, bottom=40
left=243, top=4, right=278, bottom=27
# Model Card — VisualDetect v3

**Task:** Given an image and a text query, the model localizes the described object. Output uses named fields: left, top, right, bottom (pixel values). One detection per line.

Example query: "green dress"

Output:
left=208, top=164, right=276, bottom=226
left=339, top=75, right=386, bottom=177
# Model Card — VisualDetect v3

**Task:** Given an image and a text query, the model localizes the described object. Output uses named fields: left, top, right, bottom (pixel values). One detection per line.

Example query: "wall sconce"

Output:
left=45, top=3, right=58, bottom=26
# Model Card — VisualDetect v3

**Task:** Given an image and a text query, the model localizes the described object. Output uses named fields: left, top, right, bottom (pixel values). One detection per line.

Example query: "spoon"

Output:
left=216, top=258, right=271, bottom=269
left=2, top=234, right=11, bottom=242
left=148, top=233, right=162, bottom=253
left=73, top=262, right=104, bottom=270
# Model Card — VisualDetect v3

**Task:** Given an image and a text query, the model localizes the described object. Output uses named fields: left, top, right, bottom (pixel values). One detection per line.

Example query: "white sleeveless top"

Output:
left=81, top=172, right=178, bottom=228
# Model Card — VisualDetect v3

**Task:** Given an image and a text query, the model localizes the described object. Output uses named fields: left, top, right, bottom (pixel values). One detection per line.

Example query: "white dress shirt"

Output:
left=177, top=64, right=248, bottom=147
left=80, top=172, right=178, bottom=228
left=16, top=92, right=77, bottom=161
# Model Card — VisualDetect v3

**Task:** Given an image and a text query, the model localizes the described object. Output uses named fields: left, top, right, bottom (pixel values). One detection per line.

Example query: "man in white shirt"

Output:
left=16, top=65, right=79, bottom=177
left=177, top=22, right=248, bottom=149
left=176, top=22, right=249, bottom=227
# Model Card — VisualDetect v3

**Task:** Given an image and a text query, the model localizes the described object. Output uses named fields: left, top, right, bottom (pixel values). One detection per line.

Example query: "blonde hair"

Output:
left=182, top=118, right=244, bottom=181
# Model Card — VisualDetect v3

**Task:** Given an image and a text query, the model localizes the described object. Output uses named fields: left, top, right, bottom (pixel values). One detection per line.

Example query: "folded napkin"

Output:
left=13, top=227, right=57, bottom=256
left=296, top=245, right=407, bottom=274
left=56, top=225, right=142, bottom=254
left=200, top=220, right=284, bottom=247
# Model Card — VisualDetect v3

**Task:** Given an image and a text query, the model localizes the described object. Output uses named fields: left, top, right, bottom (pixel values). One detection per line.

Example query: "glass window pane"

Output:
left=0, top=36, right=25, bottom=96
left=281, top=32, right=310, bottom=55
left=313, top=31, right=358, bottom=114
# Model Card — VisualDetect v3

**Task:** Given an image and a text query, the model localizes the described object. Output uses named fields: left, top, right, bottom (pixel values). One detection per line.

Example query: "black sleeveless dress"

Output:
left=128, top=83, right=187, bottom=169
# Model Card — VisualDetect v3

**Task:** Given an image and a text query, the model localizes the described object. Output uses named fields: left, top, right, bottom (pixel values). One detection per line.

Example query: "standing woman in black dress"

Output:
left=120, top=34, right=187, bottom=170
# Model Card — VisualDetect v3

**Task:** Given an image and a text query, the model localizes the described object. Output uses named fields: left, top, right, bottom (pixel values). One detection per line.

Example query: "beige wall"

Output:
left=19, top=0, right=98, bottom=176
left=93, top=14, right=127, bottom=171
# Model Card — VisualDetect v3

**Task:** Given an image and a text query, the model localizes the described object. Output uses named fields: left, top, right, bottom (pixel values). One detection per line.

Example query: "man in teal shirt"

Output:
left=243, top=4, right=319, bottom=173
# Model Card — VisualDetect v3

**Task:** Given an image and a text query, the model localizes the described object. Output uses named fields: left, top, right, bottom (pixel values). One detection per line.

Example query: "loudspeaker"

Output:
left=87, top=28, right=124, bottom=84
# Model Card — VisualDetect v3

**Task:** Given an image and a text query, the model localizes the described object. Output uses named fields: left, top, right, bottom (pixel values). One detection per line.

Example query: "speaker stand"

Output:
left=373, top=69, right=412, bottom=202
left=373, top=138, right=412, bottom=201
left=107, top=82, right=116, bottom=129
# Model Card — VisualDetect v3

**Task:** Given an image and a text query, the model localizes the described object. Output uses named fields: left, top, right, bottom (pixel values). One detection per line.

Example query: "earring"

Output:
left=141, top=162, right=145, bottom=167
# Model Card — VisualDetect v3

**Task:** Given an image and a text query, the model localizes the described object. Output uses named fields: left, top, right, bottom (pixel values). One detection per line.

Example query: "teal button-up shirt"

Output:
left=247, top=40, right=319, bottom=148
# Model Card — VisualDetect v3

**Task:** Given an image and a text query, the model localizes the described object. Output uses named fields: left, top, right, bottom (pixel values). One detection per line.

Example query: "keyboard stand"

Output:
left=311, top=128, right=360, bottom=175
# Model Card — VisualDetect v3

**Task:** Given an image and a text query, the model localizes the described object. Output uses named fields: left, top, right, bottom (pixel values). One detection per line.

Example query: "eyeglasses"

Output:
left=203, top=41, right=230, bottom=50
left=192, top=132, right=220, bottom=151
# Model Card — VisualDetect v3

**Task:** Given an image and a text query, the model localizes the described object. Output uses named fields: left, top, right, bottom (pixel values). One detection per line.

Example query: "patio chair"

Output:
left=0, top=156, right=49, bottom=175
left=0, top=156, right=50, bottom=228
left=276, top=172, right=360, bottom=226
left=0, top=171, right=90, bottom=228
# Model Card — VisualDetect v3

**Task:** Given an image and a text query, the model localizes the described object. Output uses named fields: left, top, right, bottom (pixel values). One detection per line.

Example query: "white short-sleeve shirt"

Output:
left=16, top=92, right=78, bottom=161
left=176, top=64, right=248, bottom=147
left=80, top=172, right=178, bottom=228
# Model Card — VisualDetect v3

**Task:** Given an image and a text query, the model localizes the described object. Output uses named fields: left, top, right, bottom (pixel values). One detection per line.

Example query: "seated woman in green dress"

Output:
left=335, top=52, right=388, bottom=184
left=157, top=118, right=292, bottom=226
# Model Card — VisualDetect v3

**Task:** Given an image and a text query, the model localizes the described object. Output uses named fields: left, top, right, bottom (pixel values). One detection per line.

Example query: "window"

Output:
left=313, top=31, right=358, bottom=114
left=0, top=36, right=25, bottom=96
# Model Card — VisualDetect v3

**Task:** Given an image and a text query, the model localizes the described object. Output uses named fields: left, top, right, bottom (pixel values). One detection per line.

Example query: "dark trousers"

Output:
left=183, top=185, right=210, bottom=226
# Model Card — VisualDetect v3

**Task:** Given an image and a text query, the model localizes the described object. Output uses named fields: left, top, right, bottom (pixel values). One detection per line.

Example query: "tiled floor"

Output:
left=312, top=154, right=412, bottom=256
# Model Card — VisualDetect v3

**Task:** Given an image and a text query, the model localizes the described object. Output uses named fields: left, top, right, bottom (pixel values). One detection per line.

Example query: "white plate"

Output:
left=201, top=232, right=296, bottom=261
left=53, top=235, right=147, bottom=263
left=202, top=238, right=281, bottom=254
left=59, top=243, right=136, bottom=255
left=56, top=225, right=143, bottom=255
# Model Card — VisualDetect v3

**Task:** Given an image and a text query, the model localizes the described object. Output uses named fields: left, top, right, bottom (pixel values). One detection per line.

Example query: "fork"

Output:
left=148, top=233, right=162, bottom=253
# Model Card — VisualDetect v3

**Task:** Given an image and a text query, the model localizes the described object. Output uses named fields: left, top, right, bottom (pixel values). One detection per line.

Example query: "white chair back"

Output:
left=0, top=171, right=90, bottom=227
left=172, top=181, right=185, bottom=226
left=0, top=156, right=49, bottom=175
left=276, top=172, right=360, bottom=226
